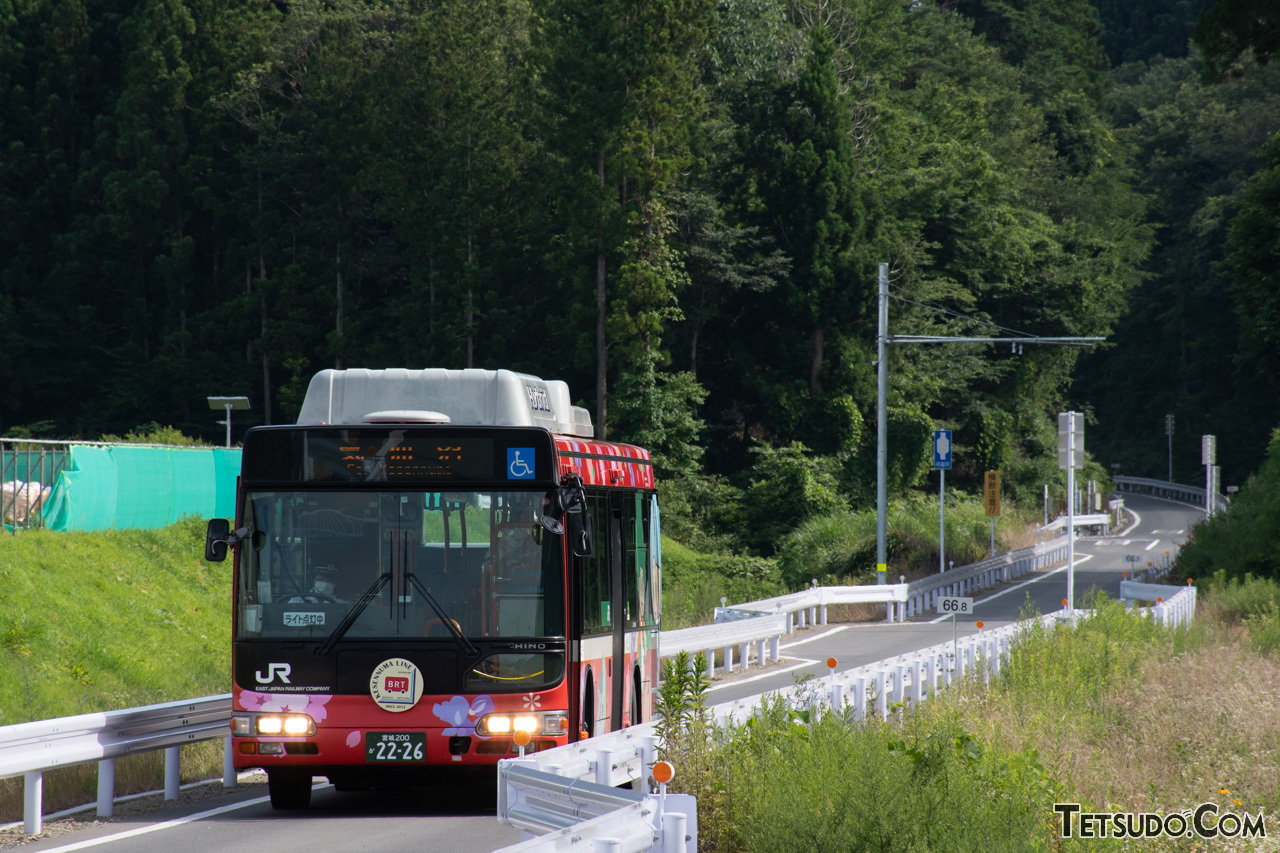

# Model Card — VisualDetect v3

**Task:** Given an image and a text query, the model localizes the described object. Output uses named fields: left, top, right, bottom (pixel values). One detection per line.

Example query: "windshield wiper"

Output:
left=315, top=572, right=391, bottom=657
left=406, top=571, right=479, bottom=658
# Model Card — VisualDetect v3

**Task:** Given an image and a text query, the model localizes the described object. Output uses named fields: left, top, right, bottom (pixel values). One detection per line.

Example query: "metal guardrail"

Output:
left=1039, top=513, right=1111, bottom=533
left=1114, top=475, right=1227, bottom=513
left=0, top=694, right=235, bottom=834
left=497, top=760, right=695, bottom=853
left=1120, top=581, right=1198, bottom=626
left=498, top=583, right=1201, bottom=852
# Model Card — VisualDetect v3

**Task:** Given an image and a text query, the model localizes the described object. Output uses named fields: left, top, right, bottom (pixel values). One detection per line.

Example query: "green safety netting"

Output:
left=36, top=446, right=241, bottom=531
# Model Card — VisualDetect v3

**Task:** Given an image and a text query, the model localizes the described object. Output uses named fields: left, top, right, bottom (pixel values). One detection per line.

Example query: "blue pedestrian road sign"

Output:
left=933, top=430, right=952, bottom=470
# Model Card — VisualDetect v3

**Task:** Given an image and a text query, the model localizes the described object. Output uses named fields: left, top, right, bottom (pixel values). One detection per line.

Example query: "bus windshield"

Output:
left=235, top=489, right=564, bottom=642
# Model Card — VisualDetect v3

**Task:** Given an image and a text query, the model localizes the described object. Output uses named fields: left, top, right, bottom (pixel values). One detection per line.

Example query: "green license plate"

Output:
left=365, top=731, right=426, bottom=763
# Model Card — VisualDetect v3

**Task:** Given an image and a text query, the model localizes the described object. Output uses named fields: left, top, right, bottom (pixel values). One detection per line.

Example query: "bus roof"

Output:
left=297, top=368, right=595, bottom=438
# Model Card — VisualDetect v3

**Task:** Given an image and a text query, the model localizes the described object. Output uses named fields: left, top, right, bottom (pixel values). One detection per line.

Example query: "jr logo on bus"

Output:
left=384, top=676, right=410, bottom=694
left=507, top=448, right=535, bottom=480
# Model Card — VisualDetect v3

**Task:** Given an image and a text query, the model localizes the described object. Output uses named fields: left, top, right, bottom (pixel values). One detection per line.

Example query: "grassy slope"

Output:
left=0, top=518, right=232, bottom=725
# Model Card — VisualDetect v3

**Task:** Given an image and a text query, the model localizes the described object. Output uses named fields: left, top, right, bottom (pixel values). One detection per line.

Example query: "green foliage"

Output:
left=98, top=423, right=209, bottom=446
left=1193, top=0, right=1280, bottom=79
left=776, top=493, right=1029, bottom=588
left=1077, top=55, right=1280, bottom=484
left=1228, top=131, right=1280, bottom=382
left=704, top=700, right=1048, bottom=852
left=0, top=518, right=230, bottom=724
left=1176, top=427, right=1280, bottom=582
left=659, top=536, right=785, bottom=628
left=738, top=442, right=842, bottom=555
left=1000, top=592, right=1199, bottom=713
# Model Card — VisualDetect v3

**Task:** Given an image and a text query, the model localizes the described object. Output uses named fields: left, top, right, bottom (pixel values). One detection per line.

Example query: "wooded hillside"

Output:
left=2, top=0, right=1276, bottom=533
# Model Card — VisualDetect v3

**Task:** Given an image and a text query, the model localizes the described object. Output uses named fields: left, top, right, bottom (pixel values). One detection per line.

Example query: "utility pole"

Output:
left=1165, top=414, right=1174, bottom=482
left=876, top=264, right=888, bottom=584
left=872, top=263, right=1105, bottom=590
left=1059, top=412, right=1083, bottom=615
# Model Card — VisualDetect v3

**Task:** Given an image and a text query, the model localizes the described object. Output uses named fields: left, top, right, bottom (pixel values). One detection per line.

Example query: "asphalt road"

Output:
left=9, top=492, right=1204, bottom=853
left=705, top=492, right=1203, bottom=709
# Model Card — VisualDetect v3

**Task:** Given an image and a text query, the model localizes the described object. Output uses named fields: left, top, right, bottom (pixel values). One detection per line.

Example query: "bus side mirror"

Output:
left=205, top=518, right=230, bottom=562
left=205, top=518, right=249, bottom=562
left=569, top=512, right=594, bottom=557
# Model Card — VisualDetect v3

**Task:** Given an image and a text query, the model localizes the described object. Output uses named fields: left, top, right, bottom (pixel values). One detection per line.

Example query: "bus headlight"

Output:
left=254, top=714, right=316, bottom=736
left=476, top=712, right=568, bottom=737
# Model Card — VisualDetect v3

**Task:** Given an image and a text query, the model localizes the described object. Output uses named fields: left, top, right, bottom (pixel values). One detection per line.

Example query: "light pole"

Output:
left=1165, top=414, right=1174, bottom=482
left=208, top=397, right=250, bottom=448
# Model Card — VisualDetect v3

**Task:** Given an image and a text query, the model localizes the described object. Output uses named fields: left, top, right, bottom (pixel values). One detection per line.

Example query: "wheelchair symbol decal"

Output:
left=507, top=448, right=535, bottom=480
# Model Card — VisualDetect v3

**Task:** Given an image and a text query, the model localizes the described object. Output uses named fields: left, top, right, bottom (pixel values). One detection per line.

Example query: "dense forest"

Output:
left=2, top=0, right=1277, bottom=555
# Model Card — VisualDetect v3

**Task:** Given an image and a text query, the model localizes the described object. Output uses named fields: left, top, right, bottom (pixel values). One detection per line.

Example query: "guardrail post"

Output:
left=830, top=682, right=844, bottom=711
left=876, top=672, right=888, bottom=720
left=662, top=811, right=688, bottom=853
left=165, top=745, right=181, bottom=799
left=24, top=771, right=43, bottom=835
left=223, top=736, right=236, bottom=787
left=820, top=603, right=828, bottom=625
left=911, top=660, right=923, bottom=705
left=640, top=734, right=659, bottom=793
left=97, top=758, right=116, bottom=817
left=853, top=676, right=867, bottom=720
left=723, top=645, right=734, bottom=674
left=786, top=612, right=794, bottom=634
left=595, top=748, right=614, bottom=786
left=756, top=638, right=767, bottom=667
left=769, top=635, right=779, bottom=663
left=701, top=649, right=714, bottom=679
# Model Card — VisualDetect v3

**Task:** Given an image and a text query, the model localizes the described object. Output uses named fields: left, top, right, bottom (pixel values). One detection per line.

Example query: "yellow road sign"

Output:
left=984, top=470, right=1001, bottom=516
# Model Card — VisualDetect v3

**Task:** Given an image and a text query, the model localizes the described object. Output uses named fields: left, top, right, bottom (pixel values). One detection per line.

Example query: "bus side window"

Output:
left=580, top=494, right=610, bottom=632
left=624, top=494, right=642, bottom=626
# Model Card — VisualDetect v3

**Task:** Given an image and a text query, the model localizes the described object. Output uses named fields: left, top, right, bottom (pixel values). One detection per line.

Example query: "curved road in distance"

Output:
left=704, top=492, right=1204, bottom=709
left=12, top=493, right=1203, bottom=853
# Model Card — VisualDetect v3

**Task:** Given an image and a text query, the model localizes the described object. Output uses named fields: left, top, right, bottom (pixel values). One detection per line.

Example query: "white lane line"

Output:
left=1122, top=540, right=1131, bottom=546
left=780, top=625, right=850, bottom=650
left=708, top=658, right=815, bottom=692
left=926, top=554, right=1095, bottom=623
left=21, top=786, right=333, bottom=853
left=1118, top=508, right=1142, bottom=537
left=1145, top=539, right=1160, bottom=551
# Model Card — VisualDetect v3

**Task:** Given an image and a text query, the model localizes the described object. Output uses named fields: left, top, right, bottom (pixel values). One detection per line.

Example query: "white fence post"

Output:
left=663, top=811, right=688, bottom=853
left=24, top=770, right=42, bottom=835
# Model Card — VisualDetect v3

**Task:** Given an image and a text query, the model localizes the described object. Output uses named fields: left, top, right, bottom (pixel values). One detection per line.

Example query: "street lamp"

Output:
left=207, top=397, right=250, bottom=448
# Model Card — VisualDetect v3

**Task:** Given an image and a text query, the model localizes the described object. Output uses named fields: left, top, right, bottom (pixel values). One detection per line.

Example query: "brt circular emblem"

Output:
left=370, top=658, right=423, bottom=712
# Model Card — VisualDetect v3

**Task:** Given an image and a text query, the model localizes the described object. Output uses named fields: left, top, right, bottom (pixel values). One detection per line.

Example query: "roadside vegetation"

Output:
left=660, top=584, right=1280, bottom=852
left=0, top=519, right=230, bottom=823
left=1177, top=428, right=1280, bottom=585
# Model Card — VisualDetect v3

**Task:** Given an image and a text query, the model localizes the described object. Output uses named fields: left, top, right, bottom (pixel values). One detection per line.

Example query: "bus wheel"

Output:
left=267, top=769, right=313, bottom=810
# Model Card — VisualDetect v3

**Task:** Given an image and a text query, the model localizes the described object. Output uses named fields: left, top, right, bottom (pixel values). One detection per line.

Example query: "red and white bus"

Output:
left=204, top=369, right=661, bottom=809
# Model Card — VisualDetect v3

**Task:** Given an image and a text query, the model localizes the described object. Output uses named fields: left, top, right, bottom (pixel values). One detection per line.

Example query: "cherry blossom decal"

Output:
left=346, top=731, right=362, bottom=749
left=432, top=695, right=494, bottom=738
left=238, top=690, right=332, bottom=723
left=522, top=693, right=541, bottom=711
